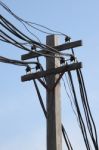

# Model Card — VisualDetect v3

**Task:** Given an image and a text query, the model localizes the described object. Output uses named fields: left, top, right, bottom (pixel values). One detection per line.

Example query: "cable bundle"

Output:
left=0, top=15, right=73, bottom=59
left=0, top=0, right=73, bottom=60
left=0, top=55, right=39, bottom=67
left=0, top=0, right=71, bottom=39
left=67, top=71, right=91, bottom=150
left=63, top=69, right=99, bottom=150
left=0, top=1, right=98, bottom=150
left=76, top=69, right=98, bottom=150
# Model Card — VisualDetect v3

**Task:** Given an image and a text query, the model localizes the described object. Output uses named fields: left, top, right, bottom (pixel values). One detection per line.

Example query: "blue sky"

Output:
left=0, top=0, right=99, bottom=150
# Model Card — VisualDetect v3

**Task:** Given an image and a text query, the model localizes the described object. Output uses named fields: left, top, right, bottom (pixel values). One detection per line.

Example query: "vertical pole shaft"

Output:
left=46, top=35, right=62, bottom=150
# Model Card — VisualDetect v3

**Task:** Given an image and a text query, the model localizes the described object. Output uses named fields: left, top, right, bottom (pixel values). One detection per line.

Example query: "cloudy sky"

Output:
left=0, top=0, right=99, bottom=150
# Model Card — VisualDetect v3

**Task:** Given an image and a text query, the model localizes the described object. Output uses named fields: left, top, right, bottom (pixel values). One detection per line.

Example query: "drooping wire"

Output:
left=0, top=0, right=71, bottom=39
left=69, top=48, right=98, bottom=150
left=1, top=15, right=74, bottom=60
left=67, top=71, right=91, bottom=150
left=0, top=55, right=40, bottom=67
left=0, top=15, right=42, bottom=46
left=0, top=30, right=63, bottom=59
left=1, top=30, right=31, bottom=51
left=76, top=69, right=98, bottom=150
left=0, top=1, right=74, bottom=59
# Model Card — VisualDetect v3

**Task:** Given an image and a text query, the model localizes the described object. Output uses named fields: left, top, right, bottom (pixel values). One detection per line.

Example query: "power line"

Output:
left=0, top=0, right=71, bottom=39
left=1, top=2, right=98, bottom=150
left=33, top=79, right=73, bottom=150
left=0, top=55, right=39, bottom=67
left=1, top=15, right=72, bottom=59
left=67, top=71, right=91, bottom=150
left=76, top=69, right=98, bottom=150
left=0, top=1, right=74, bottom=59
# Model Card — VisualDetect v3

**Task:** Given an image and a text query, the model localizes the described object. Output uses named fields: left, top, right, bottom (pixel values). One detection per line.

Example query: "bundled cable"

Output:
left=0, top=15, right=43, bottom=50
left=76, top=69, right=98, bottom=150
left=0, top=55, right=39, bottom=67
left=66, top=68, right=99, bottom=150
left=67, top=71, right=91, bottom=150
left=0, top=2, right=73, bottom=59
left=1, top=15, right=73, bottom=59
left=0, top=0, right=71, bottom=40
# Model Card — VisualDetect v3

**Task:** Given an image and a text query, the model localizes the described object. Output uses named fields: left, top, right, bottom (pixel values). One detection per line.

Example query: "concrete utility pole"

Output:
left=46, top=35, right=62, bottom=150
left=21, top=35, right=82, bottom=150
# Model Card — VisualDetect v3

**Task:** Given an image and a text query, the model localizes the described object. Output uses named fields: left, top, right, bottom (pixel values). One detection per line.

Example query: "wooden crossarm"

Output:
left=21, top=62, right=82, bottom=82
left=21, top=40, right=82, bottom=60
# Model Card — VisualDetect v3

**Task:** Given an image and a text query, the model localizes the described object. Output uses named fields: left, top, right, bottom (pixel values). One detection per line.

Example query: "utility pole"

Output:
left=21, top=36, right=82, bottom=150
left=46, top=35, right=62, bottom=150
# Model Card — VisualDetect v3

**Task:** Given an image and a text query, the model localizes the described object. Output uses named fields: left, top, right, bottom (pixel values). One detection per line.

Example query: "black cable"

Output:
left=76, top=69, right=98, bottom=150
left=0, top=32, right=29, bottom=50
left=1, top=16, right=65, bottom=58
left=0, top=0, right=71, bottom=39
left=1, top=15, right=74, bottom=60
left=33, top=79, right=47, bottom=118
left=33, top=79, right=73, bottom=150
left=1, top=18, right=29, bottom=42
left=67, top=71, right=91, bottom=150
left=33, top=60, right=74, bottom=150
left=1, top=30, right=63, bottom=58
left=79, top=69, right=98, bottom=144
left=62, top=77, right=78, bottom=118
left=1, top=15, right=40, bottom=45
left=1, top=15, right=42, bottom=43
left=62, top=125, right=73, bottom=150
left=0, top=30, right=31, bottom=51
left=0, top=4, right=73, bottom=58
left=0, top=55, right=39, bottom=66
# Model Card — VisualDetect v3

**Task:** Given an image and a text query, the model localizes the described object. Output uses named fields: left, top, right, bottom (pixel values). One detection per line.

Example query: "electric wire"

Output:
left=1, top=14, right=75, bottom=61
left=70, top=50, right=98, bottom=150
left=33, top=79, right=73, bottom=150
left=0, top=3, right=73, bottom=59
left=76, top=69, right=98, bottom=150
left=62, top=77, right=78, bottom=119
left=1, top=2, right=98, bottom=149
left=67, top=71, right=91, bottom=150
left=32, top=60, right=74, bottom=150
left=0, top=55, right=40, bottom=66
left=1, top=15, right=41, bottom=46
left=1, top=30, right=32, bottom=51
left=0, top=31, right=64, bottom=59
left=1, top=16, right=72, bottom=59
left=0, top=0, right=71, bottom=39
left=64, top=47, right=98, bottom=150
